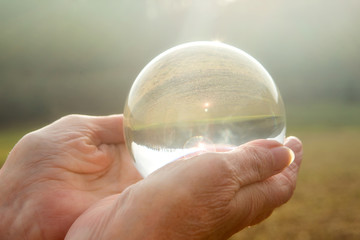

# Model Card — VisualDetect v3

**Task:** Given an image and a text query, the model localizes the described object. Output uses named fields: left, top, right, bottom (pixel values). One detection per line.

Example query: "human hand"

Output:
left=0, top=115, right=142, bottom=240
left=66, top=137, right=303, bottom=240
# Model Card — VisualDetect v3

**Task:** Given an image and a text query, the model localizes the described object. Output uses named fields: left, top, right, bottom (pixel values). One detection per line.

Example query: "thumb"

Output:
left=224, top=139, right=295, bottom=187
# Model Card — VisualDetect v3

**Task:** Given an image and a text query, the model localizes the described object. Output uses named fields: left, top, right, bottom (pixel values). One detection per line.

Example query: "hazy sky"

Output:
left=1, top=0, right=359, bottom=71
left=0, top=0, right=359, bottom=122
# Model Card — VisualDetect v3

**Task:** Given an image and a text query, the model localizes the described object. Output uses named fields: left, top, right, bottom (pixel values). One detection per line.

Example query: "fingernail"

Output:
left=286, top=146, right=296, bottom=164
left=271, top=146, right=295, bottom=170
left=284, top=136, right=302, bottom=154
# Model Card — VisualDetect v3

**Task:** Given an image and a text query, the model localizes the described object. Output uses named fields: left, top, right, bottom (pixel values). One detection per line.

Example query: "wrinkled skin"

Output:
left=65, top=136, right=302, bottom=240
left=0, top=114, right=303, bottom=240
left=0, top=115, right=142, bottom=239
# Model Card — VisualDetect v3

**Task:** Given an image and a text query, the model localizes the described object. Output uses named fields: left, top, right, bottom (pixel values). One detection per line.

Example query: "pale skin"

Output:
left=0, top=114, right=303, bottom=240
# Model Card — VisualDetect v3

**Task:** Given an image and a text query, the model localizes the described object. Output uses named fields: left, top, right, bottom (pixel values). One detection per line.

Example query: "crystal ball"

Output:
left=123, top=41, right=286, bottom=177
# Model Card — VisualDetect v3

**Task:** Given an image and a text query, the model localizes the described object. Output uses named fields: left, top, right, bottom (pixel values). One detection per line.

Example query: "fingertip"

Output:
left=270, top=146, right=295, bottom=171
left=284, top=136, right=302, bottom=154
left=242, top=139, right=294, bottom=166
left=284, top=146, right=295, bottom=164
left=223, top=139, right=295, bottom=187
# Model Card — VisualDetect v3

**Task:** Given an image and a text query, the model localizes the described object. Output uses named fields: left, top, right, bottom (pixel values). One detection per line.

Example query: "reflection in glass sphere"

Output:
left=124, top=41, right=286, bottom=177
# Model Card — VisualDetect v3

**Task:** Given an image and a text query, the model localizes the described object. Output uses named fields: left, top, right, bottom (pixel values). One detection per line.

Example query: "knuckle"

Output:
left=272, top=176, right=296, bottom=206
left=209, top=153, right=236, bottom=176
left=281, top=176, right=296, bottom=198
left=195, top=152, right=237, bottom=185
left=59, top=114, right=83, bottom=123
left=241, top=145, right=272, bottom=180
left=19, top=131, right=41, bottom=145
left=56, top=114, right=90, bottom=133
left=11, top=130, right=43, bottom=156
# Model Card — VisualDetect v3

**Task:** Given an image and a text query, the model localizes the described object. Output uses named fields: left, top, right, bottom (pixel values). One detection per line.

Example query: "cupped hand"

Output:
left=0, top=115, right=142, bottom=240
left=66, top=137, right=303, bottom=240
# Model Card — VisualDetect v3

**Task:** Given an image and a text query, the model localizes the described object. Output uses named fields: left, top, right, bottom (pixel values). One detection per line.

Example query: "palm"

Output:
left=1, top=115, right=141, bottom=240
left=65, top=137, right=303, bottom=240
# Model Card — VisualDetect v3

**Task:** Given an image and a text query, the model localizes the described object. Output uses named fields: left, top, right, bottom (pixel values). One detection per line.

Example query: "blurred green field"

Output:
left=1, top=114, right=360, bottom=239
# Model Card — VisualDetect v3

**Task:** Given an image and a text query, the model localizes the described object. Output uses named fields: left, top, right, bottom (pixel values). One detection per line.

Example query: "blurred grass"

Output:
left=1, top=104, right=360, bottom=239
left=230, top=127, right=360, bottom=240
left=286, top=102, right=360, bottom=128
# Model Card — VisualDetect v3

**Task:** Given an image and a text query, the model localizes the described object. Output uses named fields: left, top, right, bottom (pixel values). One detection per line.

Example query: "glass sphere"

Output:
left=124, top=41, right=286, bottom=177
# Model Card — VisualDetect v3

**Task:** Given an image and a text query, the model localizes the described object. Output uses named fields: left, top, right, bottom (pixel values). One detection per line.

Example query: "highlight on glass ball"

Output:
left=123, top=41, right=286, bottom=177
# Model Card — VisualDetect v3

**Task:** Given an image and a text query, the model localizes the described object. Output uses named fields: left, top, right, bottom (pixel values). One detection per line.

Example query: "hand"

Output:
left=66, top=137, right=303, bottom=240
left=0, top=115, right=142, bottom=240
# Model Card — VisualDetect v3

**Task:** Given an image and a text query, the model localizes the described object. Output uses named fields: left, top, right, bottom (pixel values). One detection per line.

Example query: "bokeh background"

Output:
left=1, top=0, right=359, bottom=239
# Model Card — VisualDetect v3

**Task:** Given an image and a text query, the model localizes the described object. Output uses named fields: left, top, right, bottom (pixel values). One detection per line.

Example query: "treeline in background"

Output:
left=1, top=0, right=359, bottom=127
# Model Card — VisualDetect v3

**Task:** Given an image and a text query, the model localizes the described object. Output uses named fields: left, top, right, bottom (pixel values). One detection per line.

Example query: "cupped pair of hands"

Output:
left=0, top=114, right=302, bottom=240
